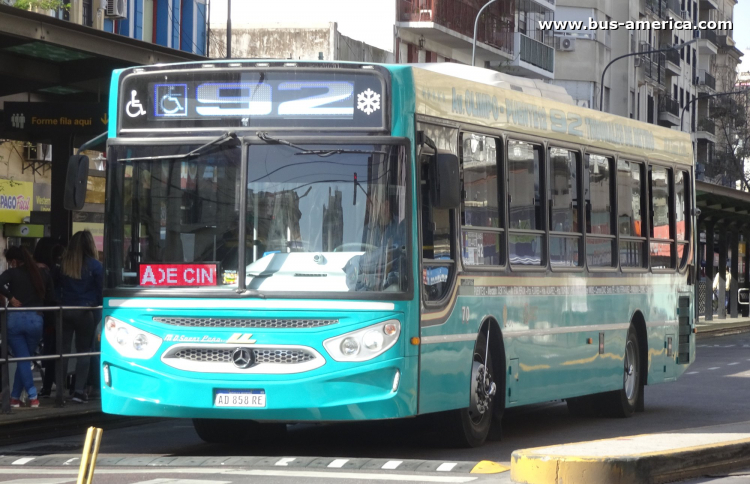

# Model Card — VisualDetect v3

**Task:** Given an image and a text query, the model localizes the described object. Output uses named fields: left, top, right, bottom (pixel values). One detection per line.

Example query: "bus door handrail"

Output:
left=0, top=304, right=103, bottom=414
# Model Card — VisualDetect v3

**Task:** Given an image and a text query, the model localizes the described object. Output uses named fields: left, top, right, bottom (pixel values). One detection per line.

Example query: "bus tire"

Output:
left=602, top=326, right=641, bottom=418
left=443, top=331, right=495, bottom=448
left=192, top=418, right=287, bottom=444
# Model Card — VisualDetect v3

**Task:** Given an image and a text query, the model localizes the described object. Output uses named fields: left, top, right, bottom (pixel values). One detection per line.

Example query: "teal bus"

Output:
left=97, top=61, right=695, bottom=447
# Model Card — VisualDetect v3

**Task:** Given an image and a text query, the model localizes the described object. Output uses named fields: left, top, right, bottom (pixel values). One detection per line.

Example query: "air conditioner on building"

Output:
left=105, top=0, right=127, bottom=19
left=555, top=37, right=576, bottom=52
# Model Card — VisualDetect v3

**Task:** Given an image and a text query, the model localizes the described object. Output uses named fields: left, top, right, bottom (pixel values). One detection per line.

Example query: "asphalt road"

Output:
left=2, top=331, right=749, bottom=484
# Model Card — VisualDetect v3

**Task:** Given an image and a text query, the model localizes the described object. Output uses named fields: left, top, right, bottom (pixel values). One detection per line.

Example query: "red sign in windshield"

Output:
left=139, top=263, right=217, bottom=287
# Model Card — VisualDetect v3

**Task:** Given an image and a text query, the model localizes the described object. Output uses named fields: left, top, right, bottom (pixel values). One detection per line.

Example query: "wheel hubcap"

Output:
left=469, top=360, right=496, bottom=423
left=624, top=340, right=637, bottom=400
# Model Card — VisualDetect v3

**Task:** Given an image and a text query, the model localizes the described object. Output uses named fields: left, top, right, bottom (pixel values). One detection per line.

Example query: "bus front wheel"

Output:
left=443, top=331, right=496, bottom=447
left=192, top=418, right=287, bottom=445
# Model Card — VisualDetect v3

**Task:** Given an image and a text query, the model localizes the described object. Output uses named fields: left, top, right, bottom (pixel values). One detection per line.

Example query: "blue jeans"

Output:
left=7, top=312, right=43, bottom=400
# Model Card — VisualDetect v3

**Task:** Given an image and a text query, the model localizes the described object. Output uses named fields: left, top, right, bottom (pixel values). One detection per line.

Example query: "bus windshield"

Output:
left=106, top=142, right=409, bottom=295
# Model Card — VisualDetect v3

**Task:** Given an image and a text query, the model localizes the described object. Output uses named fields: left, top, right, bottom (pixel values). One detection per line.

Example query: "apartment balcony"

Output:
left=696, top=117, right=716, bottom=143
left=666, top=0, right=682, bottom=17
left=697, top=29, right=718, bottom=55
left=509, top=32, right=554, bottom=79
left=663, top=45, right=681, bottom=76
left=640, top=44, right=667, bottom=88
left=700, top=0, right=718, bottom=10
left=658, top=95, right=680, bottom=127
left=645, top=0, right=669, bottom=20
left=697, top=69, right=716, bottom=91
left=397, top=0, right=514, bottom=63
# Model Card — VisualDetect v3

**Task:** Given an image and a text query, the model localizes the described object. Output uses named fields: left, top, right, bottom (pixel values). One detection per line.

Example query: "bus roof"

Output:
left=407, top=64, right=693, bottom=167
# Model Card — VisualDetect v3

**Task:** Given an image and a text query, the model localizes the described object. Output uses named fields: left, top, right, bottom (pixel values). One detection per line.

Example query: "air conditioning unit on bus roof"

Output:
left=106, top=0, right=127, bottom=19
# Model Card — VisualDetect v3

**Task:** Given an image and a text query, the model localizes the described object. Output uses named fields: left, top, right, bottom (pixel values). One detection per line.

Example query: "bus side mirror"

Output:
left=64, top=154, right=89, bottom=211
left=430, top=152, right=460, bottom=210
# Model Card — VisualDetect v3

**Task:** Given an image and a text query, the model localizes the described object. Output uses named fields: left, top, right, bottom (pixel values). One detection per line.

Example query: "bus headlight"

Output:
left=324, top=320, right=401, bottom=362
left=104, top=316, right=162, bottom=360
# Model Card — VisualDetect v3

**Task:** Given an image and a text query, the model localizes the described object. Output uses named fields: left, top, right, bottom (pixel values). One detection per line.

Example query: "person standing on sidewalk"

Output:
left=34, top=237, right=63, bottom=398
left=60, top=230, right=103, bottom=404
left=0, top=246, right=55, bottom=408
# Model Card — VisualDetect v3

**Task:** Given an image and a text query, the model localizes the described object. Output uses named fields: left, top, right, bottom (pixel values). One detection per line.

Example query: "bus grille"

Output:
left=169, top=347, right=316, bottom=365
left=153, top=317, right=338, bottom=329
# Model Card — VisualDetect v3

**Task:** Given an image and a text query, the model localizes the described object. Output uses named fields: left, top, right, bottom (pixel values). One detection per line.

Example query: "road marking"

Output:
left=708, top=367, right=720, bottom=370
left=686, top=371, right=699, bottom=374
left=328, top=459, right=349, bottom=468
left=62, top=458, right=78, bottom=466
left=0, top=468, right=478, bottom=483
left=437, top=463, right=458, bottom=472
left=382, top=461, right=403, bottom=470
left=274, top=458, right=295, bottom=466
left=129, top=480, right=231, bottom=484
left=0, top=479, right=75, bottom=484
left=728, top=362, right=740, bottom=366
left=12, top=457, right=35, bottom=465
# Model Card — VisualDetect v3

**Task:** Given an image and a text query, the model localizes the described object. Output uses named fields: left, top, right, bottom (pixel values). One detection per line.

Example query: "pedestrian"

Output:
left=59, top=230, right=103, bottom=403
left=34, top=237, right=63, bottom=398
left=0, top=246, right=55, bottom=408
left=713, top=263, right=732, bottom=313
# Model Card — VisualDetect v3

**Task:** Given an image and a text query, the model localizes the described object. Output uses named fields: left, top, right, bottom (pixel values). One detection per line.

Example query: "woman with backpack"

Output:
left=0, top=246, right=55, bottom=408
left=59, top=230, right=103, bottom=403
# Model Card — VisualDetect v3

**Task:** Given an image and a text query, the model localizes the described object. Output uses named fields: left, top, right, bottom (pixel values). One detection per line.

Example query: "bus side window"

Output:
left=461, top=133, right=504, bottom=267
left=585, top=154, right=616, bottom=268
left=649, top=165, right=675, bottom=270
left=676, top=170, right=690, bottom=269
left=618, top=160, right=647, bottom=268
left=508, top=140, right=545, bottom=267
left=548, top=147, right=582, bottom=268
left=419, top=124, right=458, bottom=303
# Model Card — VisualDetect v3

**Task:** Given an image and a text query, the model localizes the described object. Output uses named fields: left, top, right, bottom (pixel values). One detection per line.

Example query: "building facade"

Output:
left=551, top=0, right=741, bottom=182
left=3, top=0, right=207, bottom=55
left=209, top=0, right=556, bottom=80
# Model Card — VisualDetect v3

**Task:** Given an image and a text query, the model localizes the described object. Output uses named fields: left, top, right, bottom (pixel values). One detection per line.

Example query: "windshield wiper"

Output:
left=120, top=132, right=238, bottom=162
left=256, top=132, right=387, bottom=157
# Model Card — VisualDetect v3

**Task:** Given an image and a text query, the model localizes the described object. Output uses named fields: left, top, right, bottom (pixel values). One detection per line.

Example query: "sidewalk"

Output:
left=511, top=421, right=750, bottom=484
left=696, top=314, right=750, bottom=336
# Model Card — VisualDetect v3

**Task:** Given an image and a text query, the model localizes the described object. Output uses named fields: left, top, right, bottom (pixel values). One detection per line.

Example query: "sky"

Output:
left=736, top=0, right=750, bottom=73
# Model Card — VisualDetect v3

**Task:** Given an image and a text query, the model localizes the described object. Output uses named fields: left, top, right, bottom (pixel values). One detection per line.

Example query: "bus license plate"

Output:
left=214, top=390, right=266, bottom=408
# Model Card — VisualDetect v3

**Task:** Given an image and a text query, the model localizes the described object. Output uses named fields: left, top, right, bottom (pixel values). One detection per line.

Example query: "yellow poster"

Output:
left=0, top=179, right=33, bottom=223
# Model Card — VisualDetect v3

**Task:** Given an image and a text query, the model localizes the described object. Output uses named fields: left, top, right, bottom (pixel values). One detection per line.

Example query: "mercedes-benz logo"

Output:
left=231, top=347, right=254, bottom=369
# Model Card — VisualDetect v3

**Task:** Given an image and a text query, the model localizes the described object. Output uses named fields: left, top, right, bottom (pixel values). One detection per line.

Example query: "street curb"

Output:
left=510, top=436, right=750, bottom=484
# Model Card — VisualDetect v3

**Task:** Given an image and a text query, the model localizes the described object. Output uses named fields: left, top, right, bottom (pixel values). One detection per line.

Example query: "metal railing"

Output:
left=518, top=32, right=554, bottom=73
left=659, top=95, right=680, bottom=116
left=697, top=117, right=716, bottom=135
left=645, top=0, right=670, bottom=19
left=1, top=304, right=102, bottom=413
left=666, top=0, right=681, bottom=15
left=663, top=44, right=680, bottom=66
left=699, top=29, right=718, bottom=46
left=698, top=69, right=716, bottom=90
left=398, top=0, right=514, bottom=54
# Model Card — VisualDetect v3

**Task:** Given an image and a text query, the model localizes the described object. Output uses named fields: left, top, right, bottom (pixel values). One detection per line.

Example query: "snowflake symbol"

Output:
left=357, top=88, right=381, bottom=115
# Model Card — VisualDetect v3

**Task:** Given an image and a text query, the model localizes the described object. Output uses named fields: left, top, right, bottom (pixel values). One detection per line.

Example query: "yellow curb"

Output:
left=470, top=460, right=510, bottom=474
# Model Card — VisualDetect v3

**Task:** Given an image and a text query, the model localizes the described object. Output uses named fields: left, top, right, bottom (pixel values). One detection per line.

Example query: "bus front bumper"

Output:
left=101, top=356, right=417, bottom=421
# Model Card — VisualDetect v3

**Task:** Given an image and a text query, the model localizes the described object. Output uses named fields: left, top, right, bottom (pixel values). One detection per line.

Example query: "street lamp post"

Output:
left=680, top=89, right=750, bottom=132
left=226, top=0, right=232, bottom=59
left=472, top=0, right=499, bottom=67
left=599, top=39, right=697, bottom=112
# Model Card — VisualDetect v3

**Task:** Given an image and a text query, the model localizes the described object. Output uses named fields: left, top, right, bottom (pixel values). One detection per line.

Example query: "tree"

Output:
left=5, top=0, right=67, bottom=11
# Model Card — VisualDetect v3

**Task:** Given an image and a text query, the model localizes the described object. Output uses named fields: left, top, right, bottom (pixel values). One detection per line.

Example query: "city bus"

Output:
left=92, top=60, right=695, bottom=447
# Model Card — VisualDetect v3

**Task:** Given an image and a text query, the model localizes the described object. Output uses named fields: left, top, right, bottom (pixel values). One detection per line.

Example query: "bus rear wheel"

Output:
left=602, top=326, right=641, bottom=417
left=192, top=418, right=287, bottom=444
left=443, top=331, right=497, bottom=447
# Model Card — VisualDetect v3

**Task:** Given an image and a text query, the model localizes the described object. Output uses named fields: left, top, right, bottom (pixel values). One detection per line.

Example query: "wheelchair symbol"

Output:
left=160, top=86, right=185, bottom=115
left=125, top=90, right=146, bottom=117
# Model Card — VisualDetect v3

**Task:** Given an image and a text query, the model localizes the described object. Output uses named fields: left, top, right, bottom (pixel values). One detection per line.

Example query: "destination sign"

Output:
left=118, top=68, right=387, bottom=132
left=139, top=263, right=218, bottom=287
